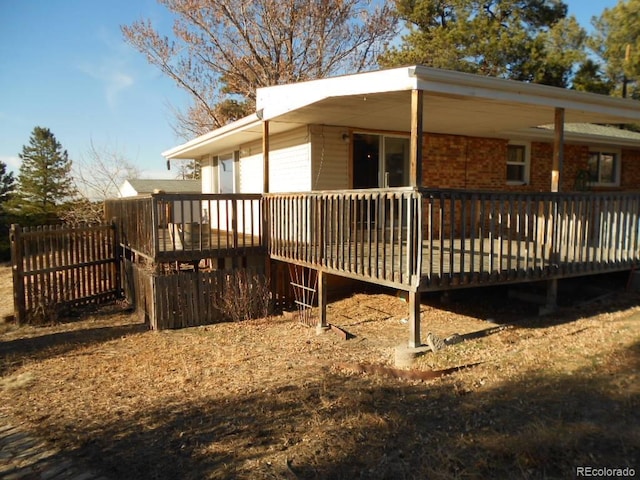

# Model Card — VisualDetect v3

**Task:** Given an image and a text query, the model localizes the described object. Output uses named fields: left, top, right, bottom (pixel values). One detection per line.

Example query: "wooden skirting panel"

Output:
left=123, top=258, right=295, bottom=330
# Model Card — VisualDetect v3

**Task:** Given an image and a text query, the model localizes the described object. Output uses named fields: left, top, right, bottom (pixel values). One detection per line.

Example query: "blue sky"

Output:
left=0, top=0, right=621, bottom=180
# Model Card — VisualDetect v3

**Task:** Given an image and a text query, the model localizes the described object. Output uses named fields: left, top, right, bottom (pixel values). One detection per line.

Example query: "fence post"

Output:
left=111, top=219, right=122, bottom=299
left=10, top=224, right=26, bottom=324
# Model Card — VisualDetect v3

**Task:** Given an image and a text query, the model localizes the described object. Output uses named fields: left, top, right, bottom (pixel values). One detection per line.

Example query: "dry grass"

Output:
left=0, top=263, right=638, bottom=479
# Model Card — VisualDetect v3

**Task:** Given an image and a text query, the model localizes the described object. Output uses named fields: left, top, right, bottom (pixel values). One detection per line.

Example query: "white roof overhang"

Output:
left=164, top=65, right=640, bottom=160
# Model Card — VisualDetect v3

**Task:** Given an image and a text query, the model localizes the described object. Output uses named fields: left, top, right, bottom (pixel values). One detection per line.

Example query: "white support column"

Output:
left=262, top=120, right=270, bottom=193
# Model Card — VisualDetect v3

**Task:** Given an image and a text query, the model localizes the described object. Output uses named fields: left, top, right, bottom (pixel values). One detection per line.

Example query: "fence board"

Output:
left=10, top=223, right=120, bottom=323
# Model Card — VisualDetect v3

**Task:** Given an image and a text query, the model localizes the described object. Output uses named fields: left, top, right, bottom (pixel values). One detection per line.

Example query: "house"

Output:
left=162, top=66, right=640, bottom=196
left=108, top=65, right=640, bottom=346
left=119, top=179, right=201, bottom=197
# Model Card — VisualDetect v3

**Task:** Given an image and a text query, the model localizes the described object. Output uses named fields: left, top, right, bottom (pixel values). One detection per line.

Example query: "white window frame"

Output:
left=587, top=148, right=620, bottom=187
left=506, top=141, right=530, bottom=186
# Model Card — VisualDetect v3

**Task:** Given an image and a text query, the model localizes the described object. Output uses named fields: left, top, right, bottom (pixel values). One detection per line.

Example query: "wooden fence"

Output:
left=125, top=260, right=294, bottom=330
left=10, top=223, right=120, bottom=324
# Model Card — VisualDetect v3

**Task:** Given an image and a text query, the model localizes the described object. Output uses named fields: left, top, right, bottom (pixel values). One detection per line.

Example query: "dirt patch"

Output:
left=0, top=269, right=638, bottom=479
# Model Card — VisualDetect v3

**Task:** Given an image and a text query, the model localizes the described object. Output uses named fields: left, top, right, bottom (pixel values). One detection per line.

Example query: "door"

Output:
left=353, top=133, right=410, bottom=188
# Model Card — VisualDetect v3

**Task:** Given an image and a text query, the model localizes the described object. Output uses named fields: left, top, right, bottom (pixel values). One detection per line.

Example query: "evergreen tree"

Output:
left=380, top=0, right=585, bottom=87
left=13, top=127, right=76, bottom=219
left=0, top=160, right=15, bottom=211
left=572, top=59, right=615, bottom=95
left=589, top=0, right=640, bottom=99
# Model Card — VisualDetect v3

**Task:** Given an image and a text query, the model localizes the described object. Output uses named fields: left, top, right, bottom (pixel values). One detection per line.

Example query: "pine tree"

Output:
left=0, top=160, right=15, bottom=211
left=13, top=127, right=76, bottom=219
left=589, top=0, right=640, bottom=99
left=380, top=0, right=585, bottom=88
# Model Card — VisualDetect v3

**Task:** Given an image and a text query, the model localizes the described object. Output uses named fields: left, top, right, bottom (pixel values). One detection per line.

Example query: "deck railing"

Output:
left=106, top=189, right=640, bottom=289
left=105, top=193, right=264, bottom=262
left=265, top=189, right=422, bottom=288
left=419, top=189, right=640, bottom=288
left=265, top=188, right=640, bottom=290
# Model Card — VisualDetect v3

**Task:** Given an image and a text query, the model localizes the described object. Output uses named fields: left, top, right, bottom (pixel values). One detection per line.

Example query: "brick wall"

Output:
left=420, top=132, right=640, bottom=192
left=621, top=149, right=640, bottom=190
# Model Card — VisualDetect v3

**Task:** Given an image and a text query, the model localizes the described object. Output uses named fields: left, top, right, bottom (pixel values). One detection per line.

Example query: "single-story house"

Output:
left=110, top=65, right=640, bottom=342
left=162, top=66, right=640, bottom=197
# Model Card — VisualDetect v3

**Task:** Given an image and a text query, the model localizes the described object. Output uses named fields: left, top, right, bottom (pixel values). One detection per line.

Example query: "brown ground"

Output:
left=0, top=264, right=638, bottom=479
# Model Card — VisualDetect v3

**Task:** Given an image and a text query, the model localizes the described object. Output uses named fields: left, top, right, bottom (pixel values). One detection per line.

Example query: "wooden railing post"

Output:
left=232, top=197, right=238, bottom=250
left=151, top=194, right=160, bottom=259
left=10, top=224, right=26, bottom=324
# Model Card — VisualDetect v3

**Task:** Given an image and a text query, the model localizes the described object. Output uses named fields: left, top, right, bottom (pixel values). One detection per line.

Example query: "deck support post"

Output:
left=410, top=89, right=424, bottom=188
left=408, top=289, right=421, bottom=348
left=262, top=120, right=270, bottom=193
left=316, top=270, right=330, bottom=334
left=540, top=278, right=558, bottom=315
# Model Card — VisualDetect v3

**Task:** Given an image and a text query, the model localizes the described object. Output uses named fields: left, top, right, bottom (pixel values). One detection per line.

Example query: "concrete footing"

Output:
left=316, top=325, right=330, bottom=335
left=394, top=344, right=431, bottom=368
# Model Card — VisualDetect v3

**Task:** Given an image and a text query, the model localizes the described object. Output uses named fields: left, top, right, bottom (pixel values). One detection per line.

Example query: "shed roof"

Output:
left=124, top=179, right=201, bottom=195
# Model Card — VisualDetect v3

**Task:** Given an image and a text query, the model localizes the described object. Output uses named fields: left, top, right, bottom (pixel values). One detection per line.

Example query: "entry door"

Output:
left=353, top=133, right=410, bottom=188
left=383, top=136, right=410, bottom=187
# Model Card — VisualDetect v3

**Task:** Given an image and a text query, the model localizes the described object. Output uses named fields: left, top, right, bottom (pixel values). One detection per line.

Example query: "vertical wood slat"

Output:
left=10, top=223, right=120, bottom=323
left=264, top=189, right=421, bottom=288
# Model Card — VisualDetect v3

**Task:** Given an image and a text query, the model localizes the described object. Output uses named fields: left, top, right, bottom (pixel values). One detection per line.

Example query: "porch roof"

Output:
left=163, top=65, right=640, bottom=160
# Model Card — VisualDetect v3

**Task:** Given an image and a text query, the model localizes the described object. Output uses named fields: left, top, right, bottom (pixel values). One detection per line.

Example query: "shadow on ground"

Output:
left=422, top=271, right=640, bottom=328
left=39, top=341, right=639, bottom=480
left=0, top=320, right=147, bottom=375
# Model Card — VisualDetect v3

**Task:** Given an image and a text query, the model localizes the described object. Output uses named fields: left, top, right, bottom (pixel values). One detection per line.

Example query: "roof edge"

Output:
left=162, top=113, right=262, bottom=159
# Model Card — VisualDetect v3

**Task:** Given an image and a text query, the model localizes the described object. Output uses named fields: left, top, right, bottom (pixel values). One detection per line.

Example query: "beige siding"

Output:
left=310, top=125, right=350, bottom=190
left=238, top=141, right=263, bottom=193
left=238, top=126, right=311, bottom=193
left=269, top=126, right=311, bottom=192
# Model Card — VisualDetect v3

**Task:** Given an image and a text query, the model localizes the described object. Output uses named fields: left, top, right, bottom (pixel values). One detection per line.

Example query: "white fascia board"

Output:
left=162, top=113, right=262, bottom=159
left=256, top=67, right=417, bottom=121
left=411, top=66, right=640, bottom=123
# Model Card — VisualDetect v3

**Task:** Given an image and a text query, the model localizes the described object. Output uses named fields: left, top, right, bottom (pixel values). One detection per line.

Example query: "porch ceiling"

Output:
left=270, top=89, right=638, bottom=139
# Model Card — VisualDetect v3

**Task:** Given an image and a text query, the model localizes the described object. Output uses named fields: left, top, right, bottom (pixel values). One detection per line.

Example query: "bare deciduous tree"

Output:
left=122, top=0, right=397, bottom=138
left=73, top=140, right=140, bottom=201
left=63, top=141, right=141, bottom=224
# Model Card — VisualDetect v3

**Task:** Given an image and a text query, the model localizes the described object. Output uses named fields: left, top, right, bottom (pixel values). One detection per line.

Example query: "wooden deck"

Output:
left=106, top=188, right=640, bottom=290
left=266, top=188, right=640, bottom=292
left=270, top=236, right=637, bottom=291
left=154, top=226, right=263, bottom=262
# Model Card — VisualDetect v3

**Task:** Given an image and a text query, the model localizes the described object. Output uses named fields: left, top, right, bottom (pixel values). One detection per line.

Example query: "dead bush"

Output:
left=214, top=270, right=271, bottom=322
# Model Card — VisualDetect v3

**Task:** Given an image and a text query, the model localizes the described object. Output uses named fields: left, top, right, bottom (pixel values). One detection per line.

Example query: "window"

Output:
left=588, top=150, right=619, bottom=186
left=506, top=142, right=529, bottom=184
left=217, top=153, right=235, bottom=193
